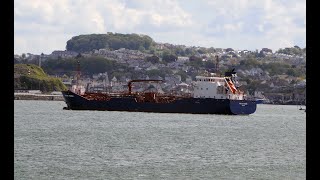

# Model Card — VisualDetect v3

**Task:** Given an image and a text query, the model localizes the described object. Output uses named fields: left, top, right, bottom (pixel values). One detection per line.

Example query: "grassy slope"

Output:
left=14, top=64, right=67, bottom=92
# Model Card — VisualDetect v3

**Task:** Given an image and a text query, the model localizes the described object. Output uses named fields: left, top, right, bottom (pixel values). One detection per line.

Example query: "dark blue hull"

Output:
left=62, top=91, right=256, bottom=115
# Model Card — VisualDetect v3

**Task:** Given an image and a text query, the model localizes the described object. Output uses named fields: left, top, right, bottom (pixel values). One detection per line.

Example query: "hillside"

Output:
left=66, top=33, right=155, bottom=53
left=14, top=64, right=67, bottom=92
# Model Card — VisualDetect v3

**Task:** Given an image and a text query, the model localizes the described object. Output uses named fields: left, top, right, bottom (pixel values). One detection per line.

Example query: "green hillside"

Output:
left=66, top=33, right=155, bottom=53
left=14, top=64, right=67, bottom=92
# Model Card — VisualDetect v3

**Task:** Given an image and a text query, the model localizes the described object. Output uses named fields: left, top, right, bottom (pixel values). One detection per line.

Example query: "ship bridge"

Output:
left=193, top=76, right=244, bottom=100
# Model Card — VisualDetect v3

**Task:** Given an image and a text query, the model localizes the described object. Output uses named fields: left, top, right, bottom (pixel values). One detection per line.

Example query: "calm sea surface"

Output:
left=14, top=100, right=306, bottom=179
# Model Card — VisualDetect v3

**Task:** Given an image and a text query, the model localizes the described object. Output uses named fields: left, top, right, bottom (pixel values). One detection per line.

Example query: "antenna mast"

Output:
left=39, top=53, right=43, bottom=68
left=215, top=55, right=220, bottom=76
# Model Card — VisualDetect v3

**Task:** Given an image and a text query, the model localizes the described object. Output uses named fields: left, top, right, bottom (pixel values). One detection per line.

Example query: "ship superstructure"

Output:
left=193, top=71, right=244, bottom=99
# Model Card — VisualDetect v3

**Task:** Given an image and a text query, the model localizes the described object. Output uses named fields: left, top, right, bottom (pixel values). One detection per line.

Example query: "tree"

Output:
left=174, top=47, right=186, bottom=56
left=258, top=51, right=266, bottom=58
left=162, top=54, right=177, bottom=63
left=226, top=48, right=234, bottom=52
left=197, top=47, right=207, bottom=54
left=175, top=70, right=188, bottom=82
left=138, top=46, right=146, bottom=52
left=161, top=49, right=171, bottom=58
left=261, top=48, right=272, bottom=53
left=276, top=47, right=303, bottom=56
left=188, top=55, right=203, bottom=69
left=146, top=55, right=160, bottom=64
left=189, top=55, right=202, bottom=62
left=239, top=57, right=260, bottom=68
left=204, top=61, right=215, bottom=71
left=185, top=48, right=196, bottom=56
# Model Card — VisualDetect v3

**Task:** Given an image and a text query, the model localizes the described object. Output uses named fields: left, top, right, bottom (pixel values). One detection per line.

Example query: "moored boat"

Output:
left=62, top=68, right=256, bottom=115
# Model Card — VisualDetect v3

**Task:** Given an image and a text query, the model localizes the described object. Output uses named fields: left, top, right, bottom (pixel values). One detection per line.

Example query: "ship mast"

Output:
left=76, top=61, right=80, bottom=87
left=76, top=60, right=81, bottom=94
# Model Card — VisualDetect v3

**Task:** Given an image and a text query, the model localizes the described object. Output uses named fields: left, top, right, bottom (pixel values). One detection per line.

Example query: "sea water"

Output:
left=14, top=100, right=306, bottom=179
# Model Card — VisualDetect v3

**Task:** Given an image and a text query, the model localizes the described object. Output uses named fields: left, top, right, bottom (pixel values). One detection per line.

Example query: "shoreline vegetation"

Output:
left=14, top=64, right=67, bottom=93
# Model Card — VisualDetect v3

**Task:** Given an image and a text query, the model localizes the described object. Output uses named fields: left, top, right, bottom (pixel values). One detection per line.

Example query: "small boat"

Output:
left=255, top=98, right=265, bottom=104
left=298, top=105, right=306, bottom=112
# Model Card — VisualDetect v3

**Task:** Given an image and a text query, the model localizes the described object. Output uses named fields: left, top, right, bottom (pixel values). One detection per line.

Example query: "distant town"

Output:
left=14, top=33, right=306, bottom=105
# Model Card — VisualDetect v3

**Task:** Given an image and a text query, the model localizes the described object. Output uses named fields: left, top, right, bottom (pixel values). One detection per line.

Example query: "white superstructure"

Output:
left=71, top=85, right=86, bottom=95
left=193, top=74, right=244, bottom=100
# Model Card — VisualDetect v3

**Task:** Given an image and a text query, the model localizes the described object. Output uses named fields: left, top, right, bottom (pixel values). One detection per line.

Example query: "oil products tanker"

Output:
left=62, top=69, right=256, bottom=115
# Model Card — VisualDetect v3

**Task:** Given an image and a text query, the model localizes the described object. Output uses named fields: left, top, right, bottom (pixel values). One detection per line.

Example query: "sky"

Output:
left=14, top=0, right=306, bottom=55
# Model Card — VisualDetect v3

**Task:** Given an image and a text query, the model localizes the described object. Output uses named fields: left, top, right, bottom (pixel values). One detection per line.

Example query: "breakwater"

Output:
left=14, top=93, right=64, bottom=101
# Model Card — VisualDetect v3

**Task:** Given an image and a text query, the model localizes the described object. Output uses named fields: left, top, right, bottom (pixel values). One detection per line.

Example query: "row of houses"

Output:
left=15, top=46, right=306, bottom=104
left=15, top=46, right=305, bottom=70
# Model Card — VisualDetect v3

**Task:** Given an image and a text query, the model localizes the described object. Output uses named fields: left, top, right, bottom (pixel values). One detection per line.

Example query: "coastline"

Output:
left=14, top=93, right=64, bottom=101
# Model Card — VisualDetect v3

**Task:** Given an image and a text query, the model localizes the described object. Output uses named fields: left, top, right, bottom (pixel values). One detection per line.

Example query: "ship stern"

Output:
left=229, top=100, right=257, bottom=115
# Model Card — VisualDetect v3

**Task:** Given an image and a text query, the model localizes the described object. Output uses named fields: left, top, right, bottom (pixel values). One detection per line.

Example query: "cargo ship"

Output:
left=62, top=65, right=256, bottom=115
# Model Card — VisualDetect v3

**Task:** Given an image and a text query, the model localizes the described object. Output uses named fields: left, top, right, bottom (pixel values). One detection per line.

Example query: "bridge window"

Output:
left=206, top=88, right=208, bottom=90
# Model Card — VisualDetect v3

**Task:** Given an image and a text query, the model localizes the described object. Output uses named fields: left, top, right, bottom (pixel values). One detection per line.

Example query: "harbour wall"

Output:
left=14, top=93, right=64, bottom=101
